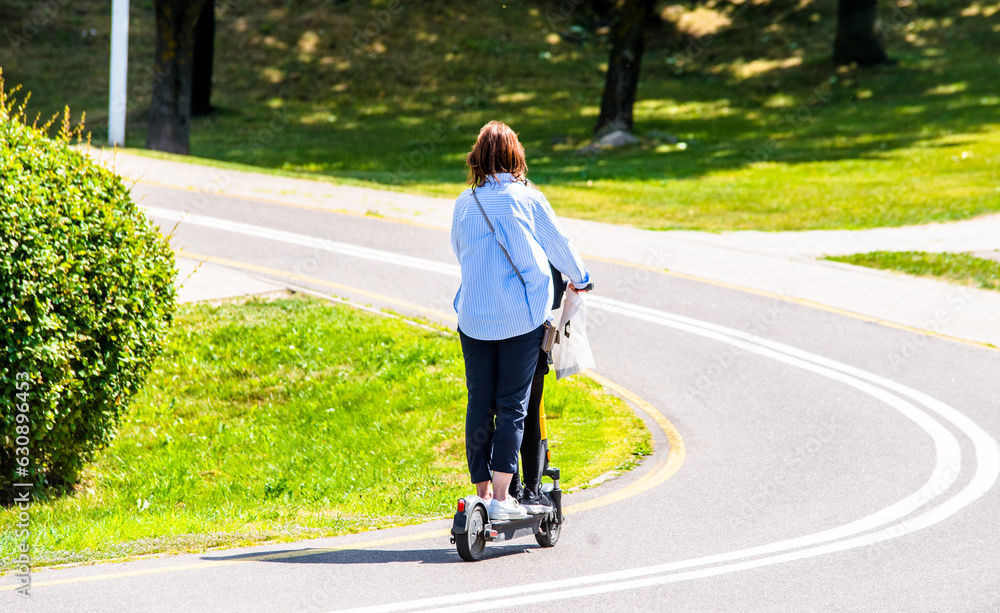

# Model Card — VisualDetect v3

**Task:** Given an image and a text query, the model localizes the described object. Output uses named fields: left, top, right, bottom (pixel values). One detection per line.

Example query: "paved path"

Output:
left=5, top=152, right=999, bottom=612
left=98, top=149, right=1000, bottom=346
left=175, top=255, right=285, bottom=303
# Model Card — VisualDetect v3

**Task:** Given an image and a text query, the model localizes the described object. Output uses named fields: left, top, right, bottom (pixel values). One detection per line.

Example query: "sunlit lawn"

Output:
left=826, top=251, right=1000, bottom=291
left=0, top=296, right=650, bottom=568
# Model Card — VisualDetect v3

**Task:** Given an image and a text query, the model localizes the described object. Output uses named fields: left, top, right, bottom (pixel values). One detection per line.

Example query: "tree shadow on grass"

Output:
left=179, top=0, right=1000, bottom=191
left=193, top=64, right=998, bottom=190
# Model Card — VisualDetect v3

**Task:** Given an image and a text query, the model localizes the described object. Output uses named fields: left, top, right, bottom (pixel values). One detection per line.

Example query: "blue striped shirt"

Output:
left=451, top=173, right=592, bottom=341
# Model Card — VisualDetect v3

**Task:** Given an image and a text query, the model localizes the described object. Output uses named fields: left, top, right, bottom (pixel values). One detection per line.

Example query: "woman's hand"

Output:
left=568, top=281, right=592, bottom=294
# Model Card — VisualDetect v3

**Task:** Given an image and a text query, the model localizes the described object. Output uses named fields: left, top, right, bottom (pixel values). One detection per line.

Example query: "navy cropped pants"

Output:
left=459, top=325, right=545, bottom=484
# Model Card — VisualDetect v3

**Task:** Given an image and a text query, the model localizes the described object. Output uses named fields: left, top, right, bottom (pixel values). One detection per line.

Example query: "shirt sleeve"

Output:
left=451, top=196, right=464, bottom=314
left=531, top=193, right=591, bottom=287
left=451, top=196, right=463, bottom=261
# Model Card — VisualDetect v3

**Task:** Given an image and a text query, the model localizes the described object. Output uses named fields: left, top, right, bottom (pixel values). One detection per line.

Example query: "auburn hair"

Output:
left=466, top=121, right=528, bottom=188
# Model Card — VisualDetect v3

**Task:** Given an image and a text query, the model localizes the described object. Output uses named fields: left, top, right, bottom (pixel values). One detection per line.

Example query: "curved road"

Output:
left=6, top=183, right=1000, bottom=612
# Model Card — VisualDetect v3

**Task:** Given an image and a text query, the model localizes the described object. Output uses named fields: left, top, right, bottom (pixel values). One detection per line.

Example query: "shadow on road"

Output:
left=201, top=544, right=535, bottom=565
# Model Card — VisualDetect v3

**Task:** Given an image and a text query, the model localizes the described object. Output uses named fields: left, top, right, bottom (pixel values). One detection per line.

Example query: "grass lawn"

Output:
left=0, top=295, right=650, bottom=569
left=1, top=0, right=997, bottom=230
left=826, top=251, right=1000, bottom=291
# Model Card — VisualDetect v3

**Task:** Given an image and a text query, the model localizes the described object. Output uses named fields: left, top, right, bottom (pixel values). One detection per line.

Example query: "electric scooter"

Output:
left=450, top=383, right=563, bottom=562
left=450, top=466, right=562, bottom=562
left=450, top=275, right=588, bottom=561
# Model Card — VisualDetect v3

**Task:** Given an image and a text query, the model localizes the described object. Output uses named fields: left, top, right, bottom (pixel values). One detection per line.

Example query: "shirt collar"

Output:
left=485, top=172, right=516, bottom=186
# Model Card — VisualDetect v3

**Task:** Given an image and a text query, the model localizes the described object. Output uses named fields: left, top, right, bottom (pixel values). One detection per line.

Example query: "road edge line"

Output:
left=0, top=259, right=685, bottom=591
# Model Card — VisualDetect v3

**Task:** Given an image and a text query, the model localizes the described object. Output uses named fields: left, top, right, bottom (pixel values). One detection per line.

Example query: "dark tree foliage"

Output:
left=594, top=0, right=657, bottom=136
left=147, top=0, right=209, bottom=154
left=833, top=0, right=891, bottom=65
left=191, top=0, right=215, bottom=117
left=588, top=0, right=617, bottom=19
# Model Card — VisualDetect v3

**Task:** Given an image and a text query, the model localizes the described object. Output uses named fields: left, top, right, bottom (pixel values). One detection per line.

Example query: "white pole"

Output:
left=108, top=0, right=130, bottom=147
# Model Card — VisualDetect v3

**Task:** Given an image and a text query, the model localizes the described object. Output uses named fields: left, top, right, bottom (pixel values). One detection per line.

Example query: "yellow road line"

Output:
left=0, top=530, right=458, bottom=591
left=583, top=254, right=999, bottom=353
left=151, top=178, right=998, bottom=354
left=565, top=371, right=686, bottom=514
left=176, top=252, right=458, bottom=324
left=0, top=261, right=685, bottom=591
left=137, top=179, right=447, bottom=232
left=191, top=247, right=995, bottom=356
left=147, top=178, right=996, bottom=352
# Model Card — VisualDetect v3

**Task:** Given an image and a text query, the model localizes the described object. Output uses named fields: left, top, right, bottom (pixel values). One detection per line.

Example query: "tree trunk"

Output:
left=147, top=0, right=207, bottom=154
left=833, top=0, right=890, bottom=65
left=594, top=0, right=657, bottom=136
left=191, top=0, right=215, bottom=117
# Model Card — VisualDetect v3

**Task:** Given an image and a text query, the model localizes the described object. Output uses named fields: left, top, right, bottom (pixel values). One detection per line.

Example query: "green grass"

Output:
left=1, top=0, right=998, bottom=230
left=826, top=251, right=1000, bottom=291
left=0, top=295, right=650, bottom=569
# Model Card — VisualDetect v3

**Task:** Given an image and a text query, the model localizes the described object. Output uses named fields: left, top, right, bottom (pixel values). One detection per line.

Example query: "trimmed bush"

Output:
left=1, top=81, right=176, bottom=499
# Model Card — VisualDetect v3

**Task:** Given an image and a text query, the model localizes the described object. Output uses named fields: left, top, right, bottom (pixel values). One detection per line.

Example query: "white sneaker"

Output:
left=488, top=497, right=528, bottom=520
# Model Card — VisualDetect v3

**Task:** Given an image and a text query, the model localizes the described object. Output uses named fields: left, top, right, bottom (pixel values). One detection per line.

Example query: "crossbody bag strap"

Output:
left=471, top=189, right=527, bottom=288
left=471, top=187, right=555, bottom=345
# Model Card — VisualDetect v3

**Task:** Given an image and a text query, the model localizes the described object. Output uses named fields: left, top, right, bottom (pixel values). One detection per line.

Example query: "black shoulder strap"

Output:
left=471, top=189, right=526, bottom=288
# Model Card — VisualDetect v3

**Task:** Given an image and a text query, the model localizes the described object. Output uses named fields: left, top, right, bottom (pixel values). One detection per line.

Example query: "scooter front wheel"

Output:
left=534, top=517, right=560, bottom=548
left=456, top=504, right=488, bottom=561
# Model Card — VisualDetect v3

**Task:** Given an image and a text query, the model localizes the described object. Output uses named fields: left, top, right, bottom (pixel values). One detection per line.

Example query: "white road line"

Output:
left=148, top=207, right=460, bottom=277
left=418, top=440, right=996, bottom=613
left=376, top=304, right=997, bottom=613
left=333, top=325, right=967, bottom=613
left=149, top=207, right=999, bottom=612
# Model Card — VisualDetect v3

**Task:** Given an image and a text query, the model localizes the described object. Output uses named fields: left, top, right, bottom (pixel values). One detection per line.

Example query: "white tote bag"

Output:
left=553, top=290, right=595, bottom=379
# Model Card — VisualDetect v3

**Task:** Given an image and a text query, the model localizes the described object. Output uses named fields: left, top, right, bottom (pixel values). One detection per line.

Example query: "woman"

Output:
left=451, top=121, right=592, bottom=521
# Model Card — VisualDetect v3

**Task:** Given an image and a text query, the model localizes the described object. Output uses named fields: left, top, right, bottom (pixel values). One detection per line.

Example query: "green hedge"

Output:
left=1, top=84, right=176, bottom=499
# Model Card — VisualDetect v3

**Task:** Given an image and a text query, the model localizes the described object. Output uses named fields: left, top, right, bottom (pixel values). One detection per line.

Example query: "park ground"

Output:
left=3, top=160, right=999, bottom=611
left=1, top=0, right=998, bottom=573
left=0, top=0, right=997, bottom=230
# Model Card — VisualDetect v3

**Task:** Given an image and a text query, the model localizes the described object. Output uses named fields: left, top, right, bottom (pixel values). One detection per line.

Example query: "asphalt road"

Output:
left=5, top=183, right=1000, bottom=613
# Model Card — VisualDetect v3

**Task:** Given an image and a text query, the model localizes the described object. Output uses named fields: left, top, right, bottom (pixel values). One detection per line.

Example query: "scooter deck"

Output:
left=451, top=470, right=563, bottom=560
left=485, top=507, right=555, bottom=543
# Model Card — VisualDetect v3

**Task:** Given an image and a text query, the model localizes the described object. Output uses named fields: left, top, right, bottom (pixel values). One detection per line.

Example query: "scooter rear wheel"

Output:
left=534, top=518, right=560, bottom=547
left=456, top=504, right=488, bottom=561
